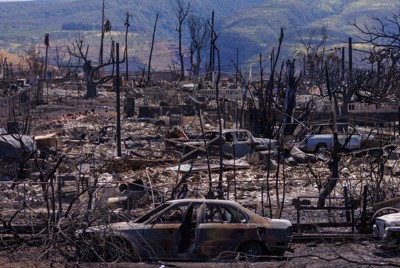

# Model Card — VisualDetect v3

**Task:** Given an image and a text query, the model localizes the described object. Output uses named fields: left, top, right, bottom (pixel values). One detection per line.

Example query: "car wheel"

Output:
left=239, top=241, right=263, bottom=256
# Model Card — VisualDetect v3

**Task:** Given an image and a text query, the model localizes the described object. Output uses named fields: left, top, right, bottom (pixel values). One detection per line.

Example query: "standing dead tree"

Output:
left=351, top=12, right=400, bottom=103
left=296, top=26, right=329, bottom=88
left=54, top=45, right=81, bottom=78
left=188, top=14, right=210, bottom=78
left=66, top=38, right=100, bottom=98
left=262, top=27, right=285, bottom=139
left=229, top=60, right=258, bottom=129
left=1, top=56, right=13, bottom=80
left=66, top=35, right=125, bottom=98
left=297, top=27, right=356, bottom=119
left=24, top=47, right=45, bottom=77
left=352, top=12, right=400, bottom=49
left=353, top=47, right=400, bottom=104
left=283, top=59, right=302, bottom=135
left=174, top=0, right=191, bottom=81
left=208, top=23, right=224, bottom=199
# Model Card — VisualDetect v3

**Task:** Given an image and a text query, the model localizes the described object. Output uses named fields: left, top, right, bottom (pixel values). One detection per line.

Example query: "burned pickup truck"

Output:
left=298, top=123, right=375, bottom=154
left=166, top=128, right=277, bottom=162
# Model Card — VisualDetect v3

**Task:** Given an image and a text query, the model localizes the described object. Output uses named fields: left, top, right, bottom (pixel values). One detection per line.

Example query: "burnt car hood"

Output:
left=376, top=212, right=400, bottom=227
left=77, top=221, right=143, bottom=235
left=268, top=218, right=292, bottom=228
left=265, top=218, right=293, bottom=242
left=253, top=137, right=278, bottom=150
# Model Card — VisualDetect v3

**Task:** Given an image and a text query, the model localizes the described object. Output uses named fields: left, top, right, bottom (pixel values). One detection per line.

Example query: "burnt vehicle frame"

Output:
left=166, top=128, right=277, bottom=162
left=77, top=199, right=292, bottom=261
left=298, top=122, right=375, bottom=155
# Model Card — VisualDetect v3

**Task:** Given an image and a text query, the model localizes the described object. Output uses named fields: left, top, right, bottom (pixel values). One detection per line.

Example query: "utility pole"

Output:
left=148, top=13, right=159, bottom=83
left=99, top=0, right=105, bottom=66
left=124, top=12, right=131, bottom=81
left=116, top=43, right=122, bottom=157
left=236, top=48, right=239, bottom=85
left=341, top=47, right=345, bottom=81
left=259, top=52, right=263, bottom=91
left=348, top=37, right=353, bottom=75
left=44, top=33, right=49, bottom=103
left=208, top=11, right=214, bottom=79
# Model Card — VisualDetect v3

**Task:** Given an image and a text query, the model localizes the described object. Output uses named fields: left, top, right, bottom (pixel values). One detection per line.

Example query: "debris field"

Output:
left=0, top=79, right=399, bottom=267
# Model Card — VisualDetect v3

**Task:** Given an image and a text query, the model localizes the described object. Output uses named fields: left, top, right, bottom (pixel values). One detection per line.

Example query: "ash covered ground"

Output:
left=0, top=82, right=399, bottom=267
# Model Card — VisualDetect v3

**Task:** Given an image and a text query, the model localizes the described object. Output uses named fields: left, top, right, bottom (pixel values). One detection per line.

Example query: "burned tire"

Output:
left=239, top=241, right=264, bottom=259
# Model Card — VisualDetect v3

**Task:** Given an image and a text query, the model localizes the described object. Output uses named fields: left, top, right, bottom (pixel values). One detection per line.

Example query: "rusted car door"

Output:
left=195, top=203, right=253, bottom=257
left=141, top=204, right=189, bottom=258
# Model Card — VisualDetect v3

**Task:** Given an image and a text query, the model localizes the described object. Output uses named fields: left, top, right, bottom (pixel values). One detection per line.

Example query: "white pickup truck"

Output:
left=299, top=123, right=374, bottom=154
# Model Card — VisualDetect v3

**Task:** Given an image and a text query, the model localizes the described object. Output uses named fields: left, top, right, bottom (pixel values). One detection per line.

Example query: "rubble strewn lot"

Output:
left=0, top=80, right=400, bottom=267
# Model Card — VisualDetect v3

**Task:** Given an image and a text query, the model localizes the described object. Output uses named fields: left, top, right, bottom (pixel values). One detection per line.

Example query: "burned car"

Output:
left=169, top=129, right=277, bottom=162
left=373, top=212, right=400, bottom=250
left=299, top=123, right=375, bottom=154
left=77, top=199, right=292, bottom=261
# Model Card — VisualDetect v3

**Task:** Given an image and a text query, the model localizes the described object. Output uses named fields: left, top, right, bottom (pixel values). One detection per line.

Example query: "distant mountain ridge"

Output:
left=0, top=0, right=398, bottom=71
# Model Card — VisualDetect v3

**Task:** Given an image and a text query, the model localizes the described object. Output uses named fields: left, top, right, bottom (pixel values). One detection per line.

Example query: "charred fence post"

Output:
left=125, top=92, right=135, bottom=118
left=344, top=186, right=350, bottom=222
left=360, top=185, right=368, bottom=233
left=261, top=185, right=265, bottom=217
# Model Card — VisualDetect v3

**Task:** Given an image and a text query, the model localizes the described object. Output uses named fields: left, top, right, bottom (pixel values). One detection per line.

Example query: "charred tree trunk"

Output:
left=83, top=61, right=97, bottom=98
left=174, top=0, right=190, bottom=81
left=318, top=65, right=340, bottom=207
left=283, top=59, right=297, bottom=135
left=264, top=28, right=284, bottom=138
left=207, top=11, right=215, bottom=80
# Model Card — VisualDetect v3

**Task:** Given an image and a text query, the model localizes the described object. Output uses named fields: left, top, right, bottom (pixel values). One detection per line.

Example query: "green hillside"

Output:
left=0, top=0, right=398, bottom=72
left=218, top=0, right=399, bottom=70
